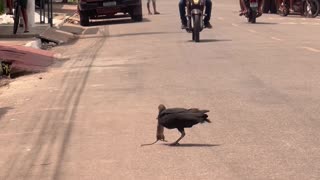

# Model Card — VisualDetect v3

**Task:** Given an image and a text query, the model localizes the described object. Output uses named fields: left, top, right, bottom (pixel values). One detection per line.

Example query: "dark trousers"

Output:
left=179, top=0, right=212, bottom=24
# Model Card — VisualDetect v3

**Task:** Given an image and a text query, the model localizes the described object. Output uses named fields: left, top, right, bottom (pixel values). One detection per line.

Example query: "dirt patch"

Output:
left=0, top=78, right=10, bottom=87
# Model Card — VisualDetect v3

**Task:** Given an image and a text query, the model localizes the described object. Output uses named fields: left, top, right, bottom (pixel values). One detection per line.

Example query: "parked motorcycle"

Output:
left=185, top=0, right=206, bottom=42
left=278, top=0, right=320, bottom=18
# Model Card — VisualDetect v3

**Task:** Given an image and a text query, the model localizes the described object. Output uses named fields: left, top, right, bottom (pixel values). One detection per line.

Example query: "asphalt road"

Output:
left=1, top=0, right=320, bottom=179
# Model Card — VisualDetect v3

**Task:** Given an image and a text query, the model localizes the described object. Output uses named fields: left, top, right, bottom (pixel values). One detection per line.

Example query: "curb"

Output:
left=24, top=38, right=42, bottom=49
left=22, top=12, right=75, bottom=48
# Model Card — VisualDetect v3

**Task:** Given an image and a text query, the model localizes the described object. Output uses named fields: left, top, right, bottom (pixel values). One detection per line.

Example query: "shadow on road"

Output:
left=165, top=143, right=221, bottom=147
left=0, top=107, right=13, bottom=120
left=254, top=22, right=278, bottom=25
left=88, top=18, right=151, bottom=27
left=187, top=39, right=232, bottom=43
left=110, top=31, right=183, bottom=38
left=78, top=31, right=183, bottom=40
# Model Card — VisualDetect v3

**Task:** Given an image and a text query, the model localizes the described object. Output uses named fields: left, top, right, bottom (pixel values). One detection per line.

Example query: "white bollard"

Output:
left=27, top=0, right=34, bottom=27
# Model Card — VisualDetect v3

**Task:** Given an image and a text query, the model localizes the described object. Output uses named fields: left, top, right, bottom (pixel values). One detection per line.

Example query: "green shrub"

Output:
left=0, top=0, right=5, bottom=15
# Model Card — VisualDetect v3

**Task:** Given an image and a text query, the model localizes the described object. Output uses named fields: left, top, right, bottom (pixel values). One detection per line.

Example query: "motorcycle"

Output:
left=240, top=0, right=262, bottom=23
left=278, top=0, right=320, bottom=18
left=185, top=0, right=206, bottom=42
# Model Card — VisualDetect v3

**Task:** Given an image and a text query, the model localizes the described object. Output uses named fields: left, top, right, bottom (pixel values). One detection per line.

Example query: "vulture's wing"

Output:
left=187, top=108, right=210, bottom=114
left=159, top=108, right=188, bottom=117
left=159, top=112, right=208, bottom=128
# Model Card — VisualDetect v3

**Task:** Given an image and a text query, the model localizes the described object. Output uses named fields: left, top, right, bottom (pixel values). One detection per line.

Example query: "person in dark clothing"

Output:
left=20, top=0, right=29, bottom=32
left=239, top=0, right=263, bottom=16
left=179, top=0, right=212, bottom=29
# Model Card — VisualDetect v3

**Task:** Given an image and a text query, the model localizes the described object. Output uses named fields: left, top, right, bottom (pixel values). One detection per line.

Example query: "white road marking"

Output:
left=271, top=37, right=282, bottom=41
left=0, top=130, right=41, bottom=137
left=231, top=23, right=239, bottom=27
left=40, top=107, right=66, bottom=111
left=280, top=22, right=297, bottom=25
left=89, top=84, right=105, bottom=87
left=301, top=46, right=320, bottom=53
left=248, top=29, right=257, bottom=33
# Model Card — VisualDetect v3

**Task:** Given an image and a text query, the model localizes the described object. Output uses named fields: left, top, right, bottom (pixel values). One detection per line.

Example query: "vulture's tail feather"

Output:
left=201, top=110, right=210, bottom=113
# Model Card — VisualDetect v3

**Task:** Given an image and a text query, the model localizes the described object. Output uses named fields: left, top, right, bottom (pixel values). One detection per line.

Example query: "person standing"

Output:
left=289, top=0, right=294, bottom=13
left=20, top=0, right=29, bottom=32
left=6, top=0, right=13, bottom=14
left=147, top=0, right=160, bottom=15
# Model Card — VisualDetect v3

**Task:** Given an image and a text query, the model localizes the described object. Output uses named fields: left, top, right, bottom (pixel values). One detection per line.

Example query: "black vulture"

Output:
left=156, top=104, right=211, bottom=145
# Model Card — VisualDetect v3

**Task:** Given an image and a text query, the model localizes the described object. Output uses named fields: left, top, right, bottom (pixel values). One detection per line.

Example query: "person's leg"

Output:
left=6, top=0, right=13, bottom=14
left=152, top=0, right=160, bottom=14
left=239, top=0, right=247, bottom=15
left=179, top=0, right=187, bottom=27
left=204, top=0, right=212, bottom=28
left=204, top=0, right=212, bottom=22
left=277, top=0, right=283, bottom=10
left=289, top=0, right=294, bottom=12
left=258, top=0, right=264, bottom=14
left=239, top=0, right=244, bottom=11
left=147, top=0, right=152, bottom=14
left=21, top=8, right=29, bottom=32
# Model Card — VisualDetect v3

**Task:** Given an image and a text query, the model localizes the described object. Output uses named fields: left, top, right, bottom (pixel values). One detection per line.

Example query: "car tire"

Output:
left=79, top=10, right=90, bottom=26
left=132, top=14, right=143, bottom=21
left=130, top=4, right=143, bottom=22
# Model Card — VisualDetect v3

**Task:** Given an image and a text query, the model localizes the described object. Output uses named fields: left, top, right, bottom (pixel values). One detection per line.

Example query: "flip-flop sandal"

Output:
left=239, top=10, right=247, bottom=16
left=24, top=30, right=29, bottom=33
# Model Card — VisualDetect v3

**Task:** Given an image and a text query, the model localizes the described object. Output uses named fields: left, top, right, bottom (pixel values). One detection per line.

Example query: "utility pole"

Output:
left=27, top=0, right=35, bottom=27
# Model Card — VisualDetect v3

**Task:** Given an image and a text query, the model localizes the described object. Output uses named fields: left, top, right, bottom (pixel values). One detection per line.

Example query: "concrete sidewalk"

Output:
left=0, top=3, right=77, bottom=44
left=0, top=4, right=77, bottom=79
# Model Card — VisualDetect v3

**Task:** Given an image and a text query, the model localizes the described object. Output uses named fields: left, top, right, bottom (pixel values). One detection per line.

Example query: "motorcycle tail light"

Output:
left=193, top=0, right=200, bottom=4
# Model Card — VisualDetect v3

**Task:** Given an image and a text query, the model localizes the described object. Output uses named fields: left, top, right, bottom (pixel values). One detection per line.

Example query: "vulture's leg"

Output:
left=171, top=128, right=185, bottom=145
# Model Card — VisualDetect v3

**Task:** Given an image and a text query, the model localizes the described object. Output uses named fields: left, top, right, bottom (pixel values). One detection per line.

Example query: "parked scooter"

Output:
left=240, top=0, right=263, bottom=23
left=278, top=0, right=320, bottom=17
left=185, top=0, right=207, bottom=42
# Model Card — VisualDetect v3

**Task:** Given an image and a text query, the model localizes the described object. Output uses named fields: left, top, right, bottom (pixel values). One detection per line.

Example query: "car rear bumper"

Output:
left=79, top=0, right=140, bottom=12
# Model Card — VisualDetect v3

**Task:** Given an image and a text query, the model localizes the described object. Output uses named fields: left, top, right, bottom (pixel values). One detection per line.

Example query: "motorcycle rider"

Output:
left=179, top=0, right=212, bottom=29
left=239, top=0, right=264, bottom=16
